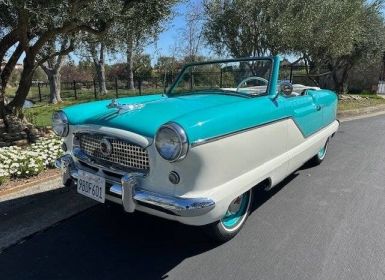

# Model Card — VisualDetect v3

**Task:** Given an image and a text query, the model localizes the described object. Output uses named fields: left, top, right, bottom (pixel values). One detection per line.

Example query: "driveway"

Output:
left=0, top=115, right=385, bottom=280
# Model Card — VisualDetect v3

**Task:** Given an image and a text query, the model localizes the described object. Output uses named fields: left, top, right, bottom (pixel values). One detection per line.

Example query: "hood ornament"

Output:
left=107, top=99, right=144, bottom=114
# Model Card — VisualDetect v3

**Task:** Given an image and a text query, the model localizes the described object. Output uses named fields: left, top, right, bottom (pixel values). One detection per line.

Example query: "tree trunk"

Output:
left=0, top=88, right=7, bottom=126
left=331, top=67, right=350, bottom=94
left=90, top=43, right=107, bottom=95
left=126, top=37, right=135, bottom=90
left=95, top=63, right=107, bottom=95
left=7, top=55, right=35, bottom=116
left=42, top=61, right=64, bottom=104
left=0, top=43, right=24, bottom=125
left=47, top=72, right=62, bottom=104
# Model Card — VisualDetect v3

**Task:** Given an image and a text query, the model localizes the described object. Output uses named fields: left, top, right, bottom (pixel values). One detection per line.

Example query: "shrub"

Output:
left=0, top=137, right=63, bottom=186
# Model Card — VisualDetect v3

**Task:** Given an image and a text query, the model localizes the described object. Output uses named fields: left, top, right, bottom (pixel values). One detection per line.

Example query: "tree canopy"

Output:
left=203, top=0, right=385, bottom=92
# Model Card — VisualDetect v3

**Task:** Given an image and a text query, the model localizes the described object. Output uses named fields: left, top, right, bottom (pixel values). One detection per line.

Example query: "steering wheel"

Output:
left=236, top=76, right=269, bottom=93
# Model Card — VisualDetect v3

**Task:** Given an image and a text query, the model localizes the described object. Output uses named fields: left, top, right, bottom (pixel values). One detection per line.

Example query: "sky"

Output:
left=9, top=1, right=198, bottom=65
left=107, top=0, right=209, bottom=65
left=8, top=0, right=385, bottom=65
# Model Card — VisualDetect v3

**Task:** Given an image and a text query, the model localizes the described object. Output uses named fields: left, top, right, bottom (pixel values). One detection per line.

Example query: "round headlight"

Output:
left=155, top=122, right=188, bottom=162
left=52, top=111, right=69, bottom=137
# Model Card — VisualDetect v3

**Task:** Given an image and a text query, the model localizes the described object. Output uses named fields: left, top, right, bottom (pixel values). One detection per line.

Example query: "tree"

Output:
left=181, top=0, right=205, bottom=62
left=88, top=41, right=108, bottom=95
left=155, top=56, right=181, bottom=75
left=61, top=60, right=94, bottom=82
left=203, top=0, right=289, bottom=57
left=133, top=53, right=153, bottom=80
left=0, top=0, right=127, bottom=118
left=115, top=0, right=179, bottom=89
left=327, top=1, right=385, bottom=92
left=203, top=0, right=385, bottom=93
left=284, top=0, right=385, bottom=92
left=39, top=38, right=71, bottom=103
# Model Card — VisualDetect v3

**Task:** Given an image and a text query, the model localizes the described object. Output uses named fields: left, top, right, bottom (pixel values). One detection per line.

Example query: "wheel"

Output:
left=310, top=138, right=329, bottom=165
left=205, top=189, right=252, bottom=242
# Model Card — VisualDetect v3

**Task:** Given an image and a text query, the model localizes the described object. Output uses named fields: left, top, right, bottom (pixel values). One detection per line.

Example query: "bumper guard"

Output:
left=55, top=155, right=215, bottom=217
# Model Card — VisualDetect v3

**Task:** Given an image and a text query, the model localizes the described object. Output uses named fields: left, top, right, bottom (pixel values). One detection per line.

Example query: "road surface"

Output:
left=1, top=115, right=385, bottom=280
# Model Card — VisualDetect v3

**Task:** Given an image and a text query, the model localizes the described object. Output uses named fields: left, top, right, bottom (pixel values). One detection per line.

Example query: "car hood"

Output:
left=63, top=93, right=248, bottom=140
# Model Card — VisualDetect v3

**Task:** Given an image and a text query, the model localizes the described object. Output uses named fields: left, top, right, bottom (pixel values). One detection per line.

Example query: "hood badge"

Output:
left=107, top=99, right=144, bottom=114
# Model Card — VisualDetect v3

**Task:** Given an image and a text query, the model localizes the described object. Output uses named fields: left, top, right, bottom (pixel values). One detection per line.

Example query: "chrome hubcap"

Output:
left=228, top=196, right=242, bottom=214
left=221, top=192, right=251, bottom=231
left=318, top=142, right=328, bottom=159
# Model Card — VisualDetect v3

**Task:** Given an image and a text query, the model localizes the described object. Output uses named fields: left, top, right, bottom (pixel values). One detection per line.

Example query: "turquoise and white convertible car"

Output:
left=54, top=56, right=339, bottom=241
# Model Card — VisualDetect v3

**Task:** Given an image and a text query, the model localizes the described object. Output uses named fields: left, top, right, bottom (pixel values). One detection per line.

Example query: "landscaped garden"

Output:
left=0, top=137, right=62, bottom=186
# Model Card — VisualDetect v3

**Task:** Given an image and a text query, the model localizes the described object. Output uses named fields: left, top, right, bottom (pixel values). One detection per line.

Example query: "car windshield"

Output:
left=167, top=58, right=273, bottom=97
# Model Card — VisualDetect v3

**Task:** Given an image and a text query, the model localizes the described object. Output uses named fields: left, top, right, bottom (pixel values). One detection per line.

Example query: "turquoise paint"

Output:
left=221, top=192, right=250, bottom=229
left=268, top=55, right=282, bottom=97
left=318, top=146, right=326, bottom=158
left=62, top=93, right=251, bottom=140
left=61, top=57, right=338, bottom=144
left=175, top=95, right=289, bottom=143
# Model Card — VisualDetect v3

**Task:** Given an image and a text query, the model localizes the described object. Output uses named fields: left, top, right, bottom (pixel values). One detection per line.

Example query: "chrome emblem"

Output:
left=107, top=99, right=145, bottom=114
left=100, top=138, right=113, bottom=157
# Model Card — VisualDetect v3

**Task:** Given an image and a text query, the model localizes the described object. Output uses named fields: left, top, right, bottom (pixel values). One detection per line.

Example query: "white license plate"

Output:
left=77, top=170, right=105, bottom=203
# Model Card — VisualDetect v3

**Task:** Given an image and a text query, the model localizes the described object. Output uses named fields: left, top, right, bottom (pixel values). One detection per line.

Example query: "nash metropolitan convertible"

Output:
left=54, top=56, right=339, bottom=241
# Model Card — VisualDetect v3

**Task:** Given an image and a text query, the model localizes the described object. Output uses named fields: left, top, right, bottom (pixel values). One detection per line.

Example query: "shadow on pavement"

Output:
left=0, top=173, right=300, bottom=280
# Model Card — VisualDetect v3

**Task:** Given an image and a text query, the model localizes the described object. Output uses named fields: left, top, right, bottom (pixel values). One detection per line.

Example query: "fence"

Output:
left=30, top=75, right=175, bottom=104
left=28, top=65, right=382, bottom=104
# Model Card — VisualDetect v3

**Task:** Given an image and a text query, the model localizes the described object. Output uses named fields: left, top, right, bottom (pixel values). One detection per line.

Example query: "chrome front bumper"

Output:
left=55, top=155, right=215, bottom=217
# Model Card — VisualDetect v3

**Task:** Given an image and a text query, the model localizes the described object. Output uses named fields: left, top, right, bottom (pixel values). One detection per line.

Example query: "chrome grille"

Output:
left=77, top=133, right=149, bottom=171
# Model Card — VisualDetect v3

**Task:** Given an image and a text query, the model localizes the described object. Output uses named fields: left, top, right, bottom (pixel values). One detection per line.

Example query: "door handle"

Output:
left=316, top=105, right=322, bottom=111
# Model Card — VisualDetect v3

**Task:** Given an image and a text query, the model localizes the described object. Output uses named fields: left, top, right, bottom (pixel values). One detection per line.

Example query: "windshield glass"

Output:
left=168, top=58, right=273, bottom=97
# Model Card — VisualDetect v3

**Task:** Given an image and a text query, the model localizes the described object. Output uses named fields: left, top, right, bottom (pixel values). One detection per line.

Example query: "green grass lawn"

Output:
left=338, top=94, right=385, bottom=111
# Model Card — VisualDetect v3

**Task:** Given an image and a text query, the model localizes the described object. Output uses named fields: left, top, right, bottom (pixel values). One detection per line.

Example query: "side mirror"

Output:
left=280, top=81, right=293, bottom=96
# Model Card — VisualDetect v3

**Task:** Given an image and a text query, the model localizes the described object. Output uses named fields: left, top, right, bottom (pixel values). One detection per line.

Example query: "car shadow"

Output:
left=250, top=172, right=299, bottom=214
left=0, top=173, right=300, bottom=280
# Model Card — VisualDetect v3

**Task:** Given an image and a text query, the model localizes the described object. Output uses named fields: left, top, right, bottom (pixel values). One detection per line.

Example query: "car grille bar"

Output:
left=77, top=133, right=150, bottom=171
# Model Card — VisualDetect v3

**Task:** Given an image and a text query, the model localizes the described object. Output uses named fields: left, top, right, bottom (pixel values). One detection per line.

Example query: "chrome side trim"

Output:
left=191, top=117, right=290, bottom=147
left=191, top=118, right=338, bottom=147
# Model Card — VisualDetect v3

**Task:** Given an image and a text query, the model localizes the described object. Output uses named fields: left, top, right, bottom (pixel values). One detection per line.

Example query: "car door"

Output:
left=286, top=93, right=323, bottom=138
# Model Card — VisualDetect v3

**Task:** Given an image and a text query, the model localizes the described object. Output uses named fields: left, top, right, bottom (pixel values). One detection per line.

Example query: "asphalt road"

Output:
left=1, top=115, right=385, bottom=280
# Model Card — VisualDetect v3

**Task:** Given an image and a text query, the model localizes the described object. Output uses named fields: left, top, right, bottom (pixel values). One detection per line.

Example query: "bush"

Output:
left=0, top=137, right=63, bottom=186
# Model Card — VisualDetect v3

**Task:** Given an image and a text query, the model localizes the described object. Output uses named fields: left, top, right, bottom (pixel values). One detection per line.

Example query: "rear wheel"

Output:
left=310, top=138, right=329, bottom=165
left=205, top=189, right=252, bottom=242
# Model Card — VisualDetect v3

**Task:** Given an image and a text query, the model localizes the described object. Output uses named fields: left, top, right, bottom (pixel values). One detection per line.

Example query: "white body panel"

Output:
left=105, top=119, right=338, bottom=226
left=66, top=119, right=338, bottom=226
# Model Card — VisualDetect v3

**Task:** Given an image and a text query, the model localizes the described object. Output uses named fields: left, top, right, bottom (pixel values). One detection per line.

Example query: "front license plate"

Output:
left=77, top=170, right=105, bottom=203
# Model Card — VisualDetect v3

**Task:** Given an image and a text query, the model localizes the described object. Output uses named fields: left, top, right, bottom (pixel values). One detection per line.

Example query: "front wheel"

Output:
left=205, top=190, right=252, bottom=242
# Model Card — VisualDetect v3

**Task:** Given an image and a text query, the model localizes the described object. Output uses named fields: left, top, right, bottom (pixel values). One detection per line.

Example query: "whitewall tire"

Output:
left=205, top=189, right=252, bottom=242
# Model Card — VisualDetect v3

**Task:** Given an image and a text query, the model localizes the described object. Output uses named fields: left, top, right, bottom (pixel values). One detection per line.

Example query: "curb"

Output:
left=338, top=104, right=385, bottom=122
left=0, top=173, right=61, bottom=198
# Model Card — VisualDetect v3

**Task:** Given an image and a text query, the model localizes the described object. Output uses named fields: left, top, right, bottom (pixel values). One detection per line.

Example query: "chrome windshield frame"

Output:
left=166, top=57, right=274, bottom=97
